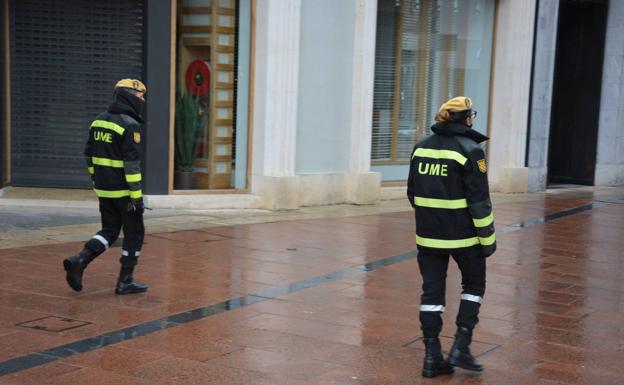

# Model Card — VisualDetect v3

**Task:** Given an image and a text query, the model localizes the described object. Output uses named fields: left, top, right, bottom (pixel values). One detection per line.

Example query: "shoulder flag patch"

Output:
left=477, top=159, right=487, bottom=173
left=133, top=132, right=141, bottom=144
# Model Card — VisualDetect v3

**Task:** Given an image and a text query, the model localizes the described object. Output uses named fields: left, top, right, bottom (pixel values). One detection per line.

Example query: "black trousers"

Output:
left=83, top=197, right=145, bottom=268
left=417, top=250, right=486, bottom=338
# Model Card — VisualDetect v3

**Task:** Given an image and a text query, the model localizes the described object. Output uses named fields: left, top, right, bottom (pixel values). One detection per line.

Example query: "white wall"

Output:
left=250, top=0, right=379, bottom=209
left=296, top=0, right=355, bottom=173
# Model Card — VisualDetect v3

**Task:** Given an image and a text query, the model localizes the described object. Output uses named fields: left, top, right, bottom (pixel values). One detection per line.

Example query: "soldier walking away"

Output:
left=407, top=96, right=496, bottom=377
left=63, top=79, right=149, bottom=295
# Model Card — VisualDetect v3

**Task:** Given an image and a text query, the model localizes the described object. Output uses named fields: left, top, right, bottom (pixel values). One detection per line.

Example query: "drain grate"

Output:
left=403, top=335, right=500, bottom=358
left=16, top=316, right=91, bottom=333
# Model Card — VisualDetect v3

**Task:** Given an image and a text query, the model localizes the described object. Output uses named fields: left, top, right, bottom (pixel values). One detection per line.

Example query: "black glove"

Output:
left=127, top=197, right=145, bottom=215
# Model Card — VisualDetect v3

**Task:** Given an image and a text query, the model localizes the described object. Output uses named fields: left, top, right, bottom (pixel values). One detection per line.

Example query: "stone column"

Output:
left=595, top=0, right=624, bottom=186
left=251, top=0, right=301, bottom=209
left=348, top=0, right=380, bottom=204
left=487, top=0, right=536, bottom=192
left=527, top=0, right=559, bottom=192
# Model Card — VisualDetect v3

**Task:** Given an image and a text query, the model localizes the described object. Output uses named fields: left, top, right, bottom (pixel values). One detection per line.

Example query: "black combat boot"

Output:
left=63, top=250, right=92, bottom=292
left=115, top=266, right=148, bottom=295
left=448, top=327, right=483, bottom=371
left=422, top=337, right=454, bottom=378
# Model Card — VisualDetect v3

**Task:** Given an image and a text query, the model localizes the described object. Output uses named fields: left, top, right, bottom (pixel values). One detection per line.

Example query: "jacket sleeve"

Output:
left=462, top=147, right=496, bottom=257
left=122, top=123, right=143, bottom=200
left=84, top=127, right=94, bottom=181
left=406, top=144, right=418, bottom=209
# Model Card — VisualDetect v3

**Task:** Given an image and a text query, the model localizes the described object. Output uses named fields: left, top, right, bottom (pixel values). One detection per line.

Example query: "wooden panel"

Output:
left=215, top=26, right=235, bottom=34
left=216, top=45, right=235, bottom=53
left=168, top=0, right=177, bottom=194
left=182, top=6, right=212, bottom=14
left=182, top=38, right=211, bottom=47
left=194, top=171, right=210, bottom=189
left=204, top=1, right=236, bottom=189
left=390, top=1, right=403, bottom=161
left=180, top=25, right=212, bottom=33
left=246, top=0, right=256, bottom=191
left=213, top=155, right=232, bottom=162
left=216, top=7, right=236, bottom=15
left=213, top=174, right=232, bottom=189
left=214, top=63, right=234, bottom=71
left=216, top=82, right=234, bottom=89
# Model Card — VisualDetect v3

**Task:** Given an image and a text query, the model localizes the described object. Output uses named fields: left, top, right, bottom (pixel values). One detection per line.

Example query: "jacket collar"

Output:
left=107, top=88, right=145, bottom=123
left=430, top=122, right=489, bottom=143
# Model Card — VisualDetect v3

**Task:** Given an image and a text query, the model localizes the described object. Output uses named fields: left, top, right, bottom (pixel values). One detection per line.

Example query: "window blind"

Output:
left=372, top=0, right=472, bottom=163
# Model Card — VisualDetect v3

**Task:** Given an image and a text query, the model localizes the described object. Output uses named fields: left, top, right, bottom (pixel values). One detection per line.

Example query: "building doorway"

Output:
left=548, top=0, right=608, bottom=185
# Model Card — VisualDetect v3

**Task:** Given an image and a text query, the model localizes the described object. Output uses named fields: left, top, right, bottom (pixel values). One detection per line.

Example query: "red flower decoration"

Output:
left=185, top=60, right=211, bottom=97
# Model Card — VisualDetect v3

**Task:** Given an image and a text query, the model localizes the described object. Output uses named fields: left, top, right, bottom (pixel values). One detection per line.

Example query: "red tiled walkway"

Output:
left=1, top=194, right=623, bottom=384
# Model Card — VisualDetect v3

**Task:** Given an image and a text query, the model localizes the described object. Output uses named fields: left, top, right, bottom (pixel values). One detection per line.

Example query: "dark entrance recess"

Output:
left=548, top=0, right=609, bottom=185
left=9, top=0, right=144, bottom=188
left=1, top=0, right=5, bottom=185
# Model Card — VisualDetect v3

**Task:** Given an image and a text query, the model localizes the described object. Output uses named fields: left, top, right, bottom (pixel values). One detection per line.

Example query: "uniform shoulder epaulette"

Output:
left=119, top=114, right=139, bottom=128
left=454, top=135, right=481, bottom=155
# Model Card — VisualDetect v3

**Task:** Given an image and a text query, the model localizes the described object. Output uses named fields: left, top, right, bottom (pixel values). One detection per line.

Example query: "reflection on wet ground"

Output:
left=0, top=188, right=623, bottom=384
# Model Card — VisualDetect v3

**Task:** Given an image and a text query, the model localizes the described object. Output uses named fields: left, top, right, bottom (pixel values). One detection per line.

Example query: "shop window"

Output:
left=372, top=0, right=494, bottom=169
left=174, top=0, right=244, bottom=190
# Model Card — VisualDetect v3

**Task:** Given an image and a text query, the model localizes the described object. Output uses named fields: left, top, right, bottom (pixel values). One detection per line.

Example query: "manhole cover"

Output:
left=595, top=195, right=624, bottom=204
left=16, top=316, right=91, bottom=333
left=404, top=335, right=500, bottom=358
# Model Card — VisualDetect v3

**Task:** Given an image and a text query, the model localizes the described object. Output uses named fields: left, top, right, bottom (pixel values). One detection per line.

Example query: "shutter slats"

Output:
left=10, top=0, right=144, bottom=188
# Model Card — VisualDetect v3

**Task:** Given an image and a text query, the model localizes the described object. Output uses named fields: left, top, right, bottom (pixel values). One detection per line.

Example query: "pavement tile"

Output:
left=2, top=362, right=82, bottom=385
left=61, top=346, right=164, bottom=376
left=0, top=188, right=624, bottom=384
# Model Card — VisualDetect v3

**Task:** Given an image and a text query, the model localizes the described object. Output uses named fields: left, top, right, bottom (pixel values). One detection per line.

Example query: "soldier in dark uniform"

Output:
left=63, top=79, right=148, bottom=295
left=407, top=96, right=496, bottom=377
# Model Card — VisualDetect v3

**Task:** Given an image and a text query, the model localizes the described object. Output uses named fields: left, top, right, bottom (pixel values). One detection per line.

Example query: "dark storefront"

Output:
left=2, top=0, right=173, bottom=193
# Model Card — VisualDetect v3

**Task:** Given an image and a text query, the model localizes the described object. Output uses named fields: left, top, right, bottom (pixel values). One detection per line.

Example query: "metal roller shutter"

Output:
left=10, top=0, right=144, bottom=188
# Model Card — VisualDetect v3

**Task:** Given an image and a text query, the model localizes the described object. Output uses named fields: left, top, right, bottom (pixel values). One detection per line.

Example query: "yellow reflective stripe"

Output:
left=414, top=196, right=468, bottom=209
left=125, top=173, right=142, bottom=182
left=473, top=213, right=494, bottom=227
left=416, top=235, right=480, bottom=249
left=479, top=233, right=496, bottom=246
left=91, top=120, right=125, bottom=135
left=412, top=148, right=467, bottom=165
left=92, top=157, right=124, bottom=168
left=88, top=167, right=94, bottom=174
left=130, top=190, right=143, bottom=199
left=93, top=189, right=130, bottom=198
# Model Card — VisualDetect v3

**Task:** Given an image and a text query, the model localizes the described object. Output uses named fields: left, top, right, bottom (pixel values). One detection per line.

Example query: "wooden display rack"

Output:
left=178, top=0, right=236, bottom=189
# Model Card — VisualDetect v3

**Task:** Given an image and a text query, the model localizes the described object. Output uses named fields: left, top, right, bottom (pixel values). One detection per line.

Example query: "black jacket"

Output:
left=84, top=89, right=144, bottom=200
left=407, top=122, right=496, bottom=257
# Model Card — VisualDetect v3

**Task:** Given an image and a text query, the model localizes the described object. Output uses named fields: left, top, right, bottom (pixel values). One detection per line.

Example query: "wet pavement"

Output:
left=0, top=187, right=623, bottom=384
